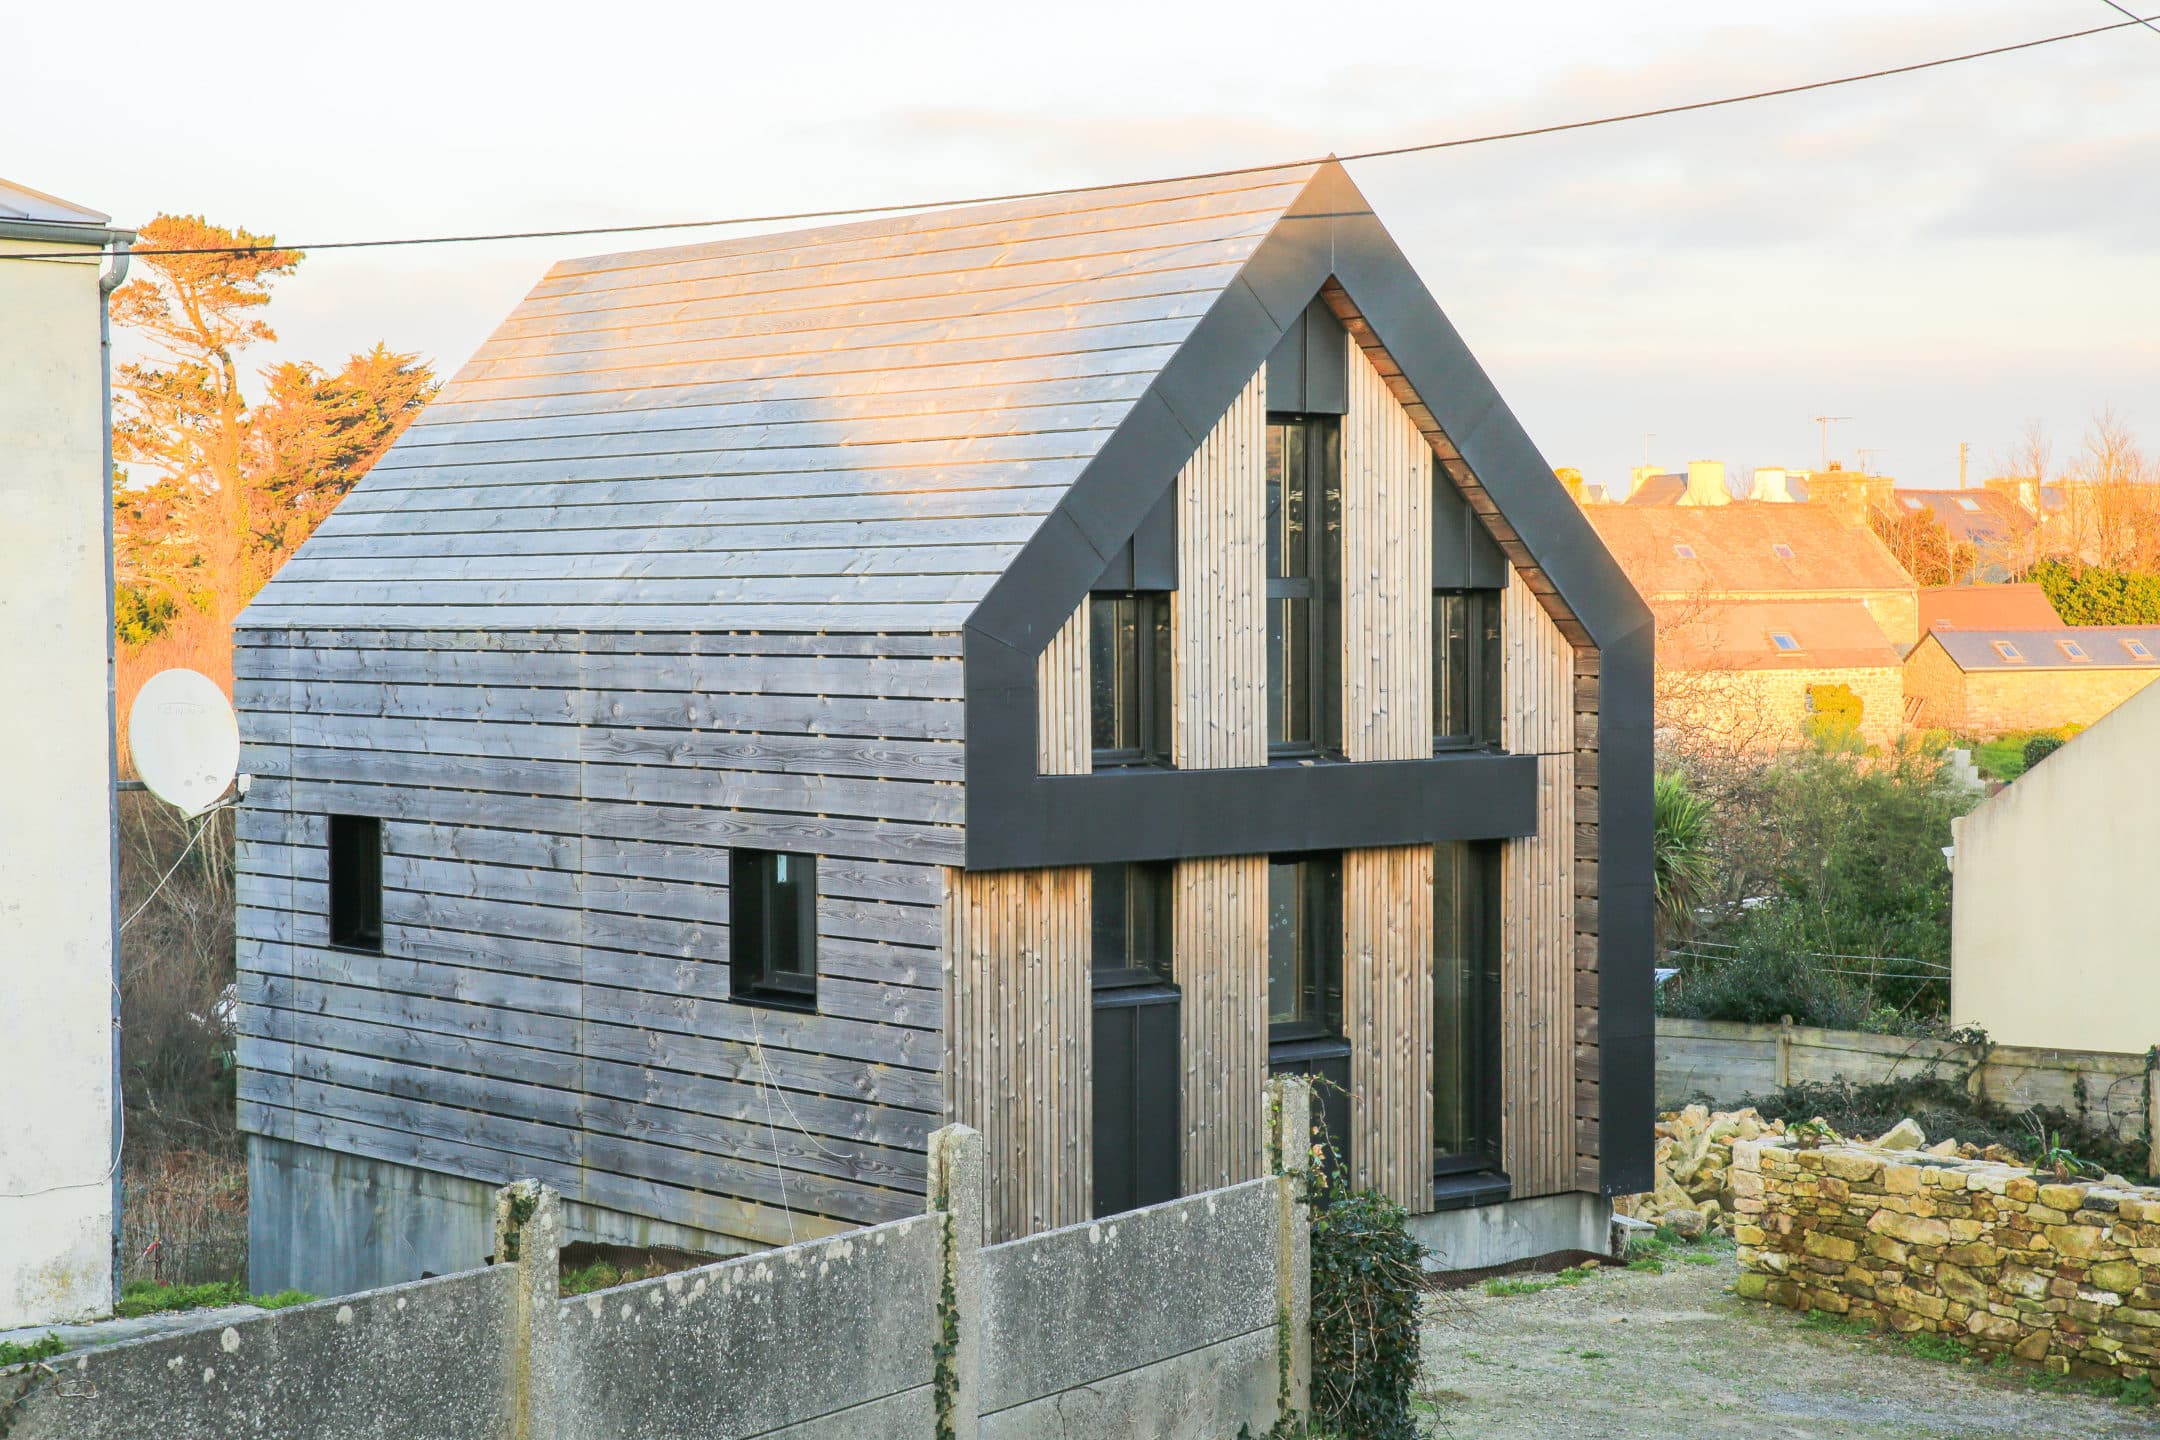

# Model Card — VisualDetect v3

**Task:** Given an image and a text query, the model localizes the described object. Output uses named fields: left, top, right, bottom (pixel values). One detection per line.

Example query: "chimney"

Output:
left=1554, top=467, right=1585, bottom=504
left=1750, top=467, right=1796, bottom=503
left=1809, top=471, right=1869, bottom=529
left=1626, top=464, right=1661, bottom=501
left=1680, top=460, right=1729, bottom=507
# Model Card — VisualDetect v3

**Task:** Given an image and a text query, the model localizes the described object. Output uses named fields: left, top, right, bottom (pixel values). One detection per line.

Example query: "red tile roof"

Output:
left=1586, top=503, right=1912, bottom=599
left=1657, top=598, right=1901, bottom=671
left=1918, top=584, right=2061, bottom=634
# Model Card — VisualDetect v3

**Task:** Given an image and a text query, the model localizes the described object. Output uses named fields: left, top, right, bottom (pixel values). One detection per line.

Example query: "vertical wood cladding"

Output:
left=1341, top=340, right=1433, bottom=762
left=1344, top=845, right=1436, bottom=1209
left=1502, top=755, right=1577, bottom=1198
left=1502, top=573, right=1577, bottom=759
left=1175, top=367, right=1269, bottom=770
left=1173, top=854, right=1271, bottom=1189
left=1036, top=602, right=1092, bottom=776
left=942, top=865, right=1092, bottom=1243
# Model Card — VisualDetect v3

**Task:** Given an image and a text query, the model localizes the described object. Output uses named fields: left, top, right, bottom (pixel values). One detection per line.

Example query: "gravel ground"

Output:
left=1418, top=1250, right=2155, bottom=1439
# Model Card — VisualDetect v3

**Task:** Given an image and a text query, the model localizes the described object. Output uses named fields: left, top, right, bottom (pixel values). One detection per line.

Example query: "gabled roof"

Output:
left=0, top=177, right=109, bottom=226
left=1925, top=627, right=2160, bottom=673
left=1584, top=503, right=1911, bottom=599
left=1625, top=474, right=1686, bottom=505
left=1657, top=598, right=1899, bottom=671
left=1918, top=583, right=2061, bottom=634
left=1890, top=488, right=2034, bottom=547
left=242, top=165, right=1324, bottom=631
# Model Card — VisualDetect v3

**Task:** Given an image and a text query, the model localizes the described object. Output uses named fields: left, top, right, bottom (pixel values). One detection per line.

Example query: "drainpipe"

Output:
left=99, top=234, right=132, bottom=1309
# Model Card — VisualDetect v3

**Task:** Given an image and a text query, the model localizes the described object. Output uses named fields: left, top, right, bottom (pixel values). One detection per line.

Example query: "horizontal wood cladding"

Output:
left=1174, top=855, right=1270, bottom=1189
left=1502, top=755, right=1578, bottom=1198
left=1342, top=341, right=1432, bottom=762
left=942, top=866, right=1091, bottom=1243
left=233, top=628, right=954, bottom=1247
left=1174, top=367, right=1268, bottom=769
left=1345, top=845, right=1436, bottom=1209
left=1036, top=602, right=1091, bottom=776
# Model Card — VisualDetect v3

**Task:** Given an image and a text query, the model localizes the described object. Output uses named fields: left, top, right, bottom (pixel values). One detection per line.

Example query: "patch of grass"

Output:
left=1798, top=1309, right=1876, bottom=1337
left=1682, top=1251, right=1724, bottom=1267
left=560, top=1258, right=679, bottom=1297
left=0, top=1334, right=67, bottom=1368
left=1481, top=1277, right=1553, bottom=1297
left=1626, top=1256, right=1665, bottom=1274
left=1794, top=1306, right=2156, bottom=1409
left=113, top=1280, right=315, bottom=1318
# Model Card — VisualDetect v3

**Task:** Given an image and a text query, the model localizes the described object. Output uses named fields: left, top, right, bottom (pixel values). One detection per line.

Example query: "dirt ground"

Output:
left=1419, top=1250, right=2154, bottom=1439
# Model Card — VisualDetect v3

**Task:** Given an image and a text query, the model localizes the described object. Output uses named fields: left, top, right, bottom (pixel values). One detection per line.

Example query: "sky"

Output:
left=8, top=0, right=2158, bottom=494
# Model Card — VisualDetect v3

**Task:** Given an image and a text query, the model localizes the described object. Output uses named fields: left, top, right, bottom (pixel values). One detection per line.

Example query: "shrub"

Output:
left=2021, top=735, right=2064, bottom=770
left=1804, top=683, right=1864, bottom=740
left=1659, top=910, right=1873, bottom=1029
left=1308, top=1188, right=1425, bottom=1440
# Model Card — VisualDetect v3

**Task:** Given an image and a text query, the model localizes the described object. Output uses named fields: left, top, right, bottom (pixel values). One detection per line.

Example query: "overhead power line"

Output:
left=6, top=12, right=2156, bottom=263
left=2098, top=0, right=2160, bottom=36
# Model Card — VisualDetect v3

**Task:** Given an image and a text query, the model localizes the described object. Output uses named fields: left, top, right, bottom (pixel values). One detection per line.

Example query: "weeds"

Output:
left=113, top=1280, right=313, bottom=1318
left=0, top=1336, right=66, bottom=1369
left=1796, top=1302, right=2157, bottom=1408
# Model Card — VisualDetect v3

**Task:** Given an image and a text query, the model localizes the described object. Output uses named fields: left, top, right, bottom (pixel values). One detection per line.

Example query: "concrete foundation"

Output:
left=1407, top=1192, right=1615, bottom=1271
left=247, top=1137, right=759, bottom=1297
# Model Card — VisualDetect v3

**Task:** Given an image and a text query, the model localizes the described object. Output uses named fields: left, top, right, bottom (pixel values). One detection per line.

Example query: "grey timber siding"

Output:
left=233, top=627, right=960, bottom=1246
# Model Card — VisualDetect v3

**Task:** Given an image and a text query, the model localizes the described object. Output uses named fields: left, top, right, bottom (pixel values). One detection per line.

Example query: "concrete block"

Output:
left=980, top=1328, right=1277, bottom=1440
left=1409, top=1192, right=1615, bottom=1271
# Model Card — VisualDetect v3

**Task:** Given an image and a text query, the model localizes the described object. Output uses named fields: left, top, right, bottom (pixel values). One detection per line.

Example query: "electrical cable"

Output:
left=2098, top=0, right=2160, bottom=36
left=2, top=13, right=2153, bottom=263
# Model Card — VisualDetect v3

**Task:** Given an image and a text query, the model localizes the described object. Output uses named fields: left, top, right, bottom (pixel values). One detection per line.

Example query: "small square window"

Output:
left=1993, top=641, right=2024, bottom=661
left=1903, top=497, right=1925, bottom=511
left=1956, top=497, right=1981, bottom=512
left=731, top=849, right=818, bottom=1010
left=1771, top=543, right=1795, bottom=560
left=1768, top=631, right=1801, bottom=653
left=2059, top=640, right=2089, bottom=661
left=328, top=815, right=383, bottom=952
left=2126, top=639, right=2154, bottom=660
left=1672, top=543, right=1696, bottom=559
left=1093, top=862, right=1174, bottom=984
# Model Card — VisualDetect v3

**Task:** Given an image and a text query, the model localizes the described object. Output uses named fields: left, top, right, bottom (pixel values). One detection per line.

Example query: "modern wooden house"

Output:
left=233, top=161, right=1652, bottom=1295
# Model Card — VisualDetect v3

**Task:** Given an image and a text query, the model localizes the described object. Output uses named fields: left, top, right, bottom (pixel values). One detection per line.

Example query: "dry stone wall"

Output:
left=1734, top=1139, right=2160, bottom=1380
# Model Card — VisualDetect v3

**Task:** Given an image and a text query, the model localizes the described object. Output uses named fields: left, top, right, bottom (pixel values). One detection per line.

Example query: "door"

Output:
left=1091, top=980, right=1181, bottom=1216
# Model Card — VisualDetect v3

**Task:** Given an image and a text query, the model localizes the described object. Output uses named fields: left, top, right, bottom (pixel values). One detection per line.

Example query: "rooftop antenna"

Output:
left=127, top=669, right=242, bottom=818
left=1812, top=416, right=1851, bottom=473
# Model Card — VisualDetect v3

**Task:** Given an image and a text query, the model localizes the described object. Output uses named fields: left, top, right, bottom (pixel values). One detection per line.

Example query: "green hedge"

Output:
left=2030, top=559, right=2160, bottom=626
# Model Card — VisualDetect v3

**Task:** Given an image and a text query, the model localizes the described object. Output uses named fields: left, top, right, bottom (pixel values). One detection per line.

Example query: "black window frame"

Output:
left=1090, top=591, right=1174, bottom=768
left=1265, top=852, right=1344, bottom=1043
left=1265, top=415, right=1342, bottom=758
left=1090, top=860, right=1176, bottom=989
left=1432, top=588, right=1504, bottom=752
left=729, top=848, right=819, bottom=1011
left=327, top=813, right=383, bottom=953
left=1433, top=840, right=1504, bottom=1180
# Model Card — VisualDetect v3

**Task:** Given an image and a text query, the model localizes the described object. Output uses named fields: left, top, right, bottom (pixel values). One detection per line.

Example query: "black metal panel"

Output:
left=962, top=160, right=1658, bottom=1196
left=1131, top=483, right=1178, bottom=591
left=1092, top=984, right=1181, bottom=1217
left=1264, top=296, right=1348, bottom=415
left=1433, top=466, right=1509, bottom=591
left=1430, top=1170, right=1512, bottom=1212
left=1269, top=1035, right=1351, bottom=1173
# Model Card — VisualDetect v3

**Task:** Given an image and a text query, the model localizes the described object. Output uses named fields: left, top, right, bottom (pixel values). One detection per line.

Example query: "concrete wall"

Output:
left=1656, top=1018, right=2154, bottom=1160
left=6, top=1266, right=518, bottom=1440
left=250, top=1135, right=759, bottom=1297
left=0, top=224, right=122, bottom=1328
left=1952, top=686, right=2160, bottom=1055
left=14, top=1104, right=1315, bottom=1440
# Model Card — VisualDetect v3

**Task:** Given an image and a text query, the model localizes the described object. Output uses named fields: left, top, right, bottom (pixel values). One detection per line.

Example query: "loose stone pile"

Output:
left=1733, top=1139, right=2160, bottom=1380
left=1614, top=1106, right=1789, bottom=1236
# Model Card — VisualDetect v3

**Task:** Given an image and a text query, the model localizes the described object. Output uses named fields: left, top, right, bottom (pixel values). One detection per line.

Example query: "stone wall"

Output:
left=1959, top=666, right=2160, bottom=735
left=1734, top=1139, right=2160, bottom=1379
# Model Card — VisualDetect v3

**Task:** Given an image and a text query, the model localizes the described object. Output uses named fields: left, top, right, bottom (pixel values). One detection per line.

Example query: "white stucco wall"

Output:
left=1950, top=680, right=2160, bottom=1057
left=0, top=228, right=120, bottom=1326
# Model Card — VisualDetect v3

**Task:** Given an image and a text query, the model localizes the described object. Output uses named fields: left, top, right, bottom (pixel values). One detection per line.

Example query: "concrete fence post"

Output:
left=494, top=1180, right=563, bottom=1440
left=1267, top=1075, right=1314, bottom=1418
left=1776, top=1016, right=1794, bottom=1089
left=927, top=1125, right=983, bottom=1440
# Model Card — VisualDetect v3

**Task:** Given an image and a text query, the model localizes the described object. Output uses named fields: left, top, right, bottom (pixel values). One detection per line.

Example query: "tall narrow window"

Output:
left=1091, top=862, right=1174, bottom=984
left=1090, top=592, right=1172, bottom=766
left=327, top=814, right=382, bottom=952
left=731, top=849, right=818, bottom=1010
left=1266, top=417, right=1342, bottom=755
left=1433, top=590, right=1503, bottom=750
left=1434, top=841, right=1502, bottom=1176
left=1266, top=854, right=1343, bottom=1039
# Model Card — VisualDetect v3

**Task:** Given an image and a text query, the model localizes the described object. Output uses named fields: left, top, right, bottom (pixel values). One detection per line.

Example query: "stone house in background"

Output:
left=230, top=162, right=1655, bottom=1298
left=1656, top=598, right=1904, bottom=750
left=1903, top=626, right=2160, bottom=734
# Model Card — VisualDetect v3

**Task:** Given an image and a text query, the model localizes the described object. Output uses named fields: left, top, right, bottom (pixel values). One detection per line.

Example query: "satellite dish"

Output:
left=129, top=669, right=240, bottom=818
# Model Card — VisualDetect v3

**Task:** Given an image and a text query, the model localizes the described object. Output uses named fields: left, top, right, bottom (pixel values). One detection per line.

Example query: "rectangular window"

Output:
left=1091, top=861, right=1174, bottom=985
left=1433, top=590, right=1504, bottom=750
left=1265, top=416, right=1341, bottom=755
left=2059, top=640, right=2089, bottom=661
left=1433, top=841, right=1502, bottom=1173
left=1672, top=543, right=1696, bottom=560
left=1993, top=641, right=2024, bottom=662
left=1771, top=543, right=1796, bottom=559
left=1769, top=631, right=1800, bottom=653
left=2126, top=639, right=2154, bottom=660
left=327, top=814, right=383, bottom=952
left=1090, top=592, right=1172, bottom=765
left=730, top=849, right=818, bottom=1010
left=1266, top=854, right=1343, bottom=1038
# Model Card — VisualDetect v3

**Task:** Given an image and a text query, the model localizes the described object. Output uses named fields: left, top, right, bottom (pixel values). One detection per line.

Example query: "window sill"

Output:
left=324, top=940, right=385, bottom=957
left=1430, top=1170, right=1511, bottom=1211
left=730, top=990, right=818, bottom=1015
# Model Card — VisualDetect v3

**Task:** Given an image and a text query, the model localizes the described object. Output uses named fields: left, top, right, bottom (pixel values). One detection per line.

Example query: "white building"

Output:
left=0, top=179, right=133, bottom=1327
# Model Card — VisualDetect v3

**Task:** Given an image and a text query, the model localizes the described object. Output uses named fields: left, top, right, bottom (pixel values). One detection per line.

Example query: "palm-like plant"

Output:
left=1653, top=770, right=1716, bottom=947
